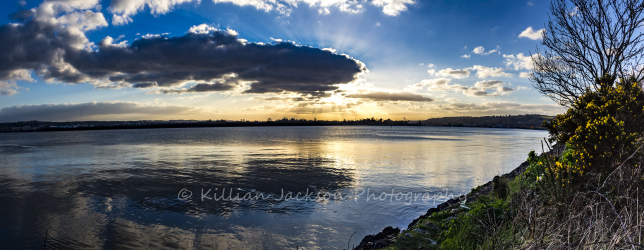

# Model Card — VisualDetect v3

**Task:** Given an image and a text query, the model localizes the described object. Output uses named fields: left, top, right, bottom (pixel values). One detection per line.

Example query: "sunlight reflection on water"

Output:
left=0, top=126, right=547, bottom=249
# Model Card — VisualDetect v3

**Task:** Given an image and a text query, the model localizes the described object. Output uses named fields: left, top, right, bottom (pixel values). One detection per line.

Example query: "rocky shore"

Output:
left=355, top=145, right=562, bottom=249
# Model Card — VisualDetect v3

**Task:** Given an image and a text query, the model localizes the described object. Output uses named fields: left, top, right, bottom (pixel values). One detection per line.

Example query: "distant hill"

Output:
left=422, top=114, right=554, bottom=129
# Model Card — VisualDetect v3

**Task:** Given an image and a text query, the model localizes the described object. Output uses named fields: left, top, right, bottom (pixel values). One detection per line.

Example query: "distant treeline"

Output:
left=422, top=114, right=554, bottom=129
left=0, top=114, right=553, bottom=133
left=0, top=118, right=422, bottom=133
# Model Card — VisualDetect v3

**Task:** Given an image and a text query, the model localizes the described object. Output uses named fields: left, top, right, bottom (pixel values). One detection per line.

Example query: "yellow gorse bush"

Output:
left=545, top=75, right=644, bottom=175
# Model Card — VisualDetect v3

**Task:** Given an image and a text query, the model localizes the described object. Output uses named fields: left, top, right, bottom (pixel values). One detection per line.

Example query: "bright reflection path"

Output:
left=0, top=126, right=547, bottom=249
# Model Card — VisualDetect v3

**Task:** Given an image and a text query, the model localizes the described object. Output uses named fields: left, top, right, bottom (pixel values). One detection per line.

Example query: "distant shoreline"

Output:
left=0, top=114, right=552, bottom=133
left=0, top=121, right=548, bottom=133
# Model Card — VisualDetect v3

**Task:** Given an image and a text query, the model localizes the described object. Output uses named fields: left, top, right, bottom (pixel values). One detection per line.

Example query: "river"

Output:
left=0, top=126, right=547, bottom=249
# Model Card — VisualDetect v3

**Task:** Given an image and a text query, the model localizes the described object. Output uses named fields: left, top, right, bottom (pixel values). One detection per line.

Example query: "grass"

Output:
left=377, top=143, right=644, bottom=249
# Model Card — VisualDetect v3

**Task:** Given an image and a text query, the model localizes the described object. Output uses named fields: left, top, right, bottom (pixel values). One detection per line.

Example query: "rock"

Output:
left=354, top=226, right=400, bottom=250
left=354, top=145, right=565, bottom=249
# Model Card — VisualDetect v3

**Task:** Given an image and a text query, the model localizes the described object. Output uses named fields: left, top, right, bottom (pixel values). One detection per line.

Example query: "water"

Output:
left=0, top=126, right=547, bottom=249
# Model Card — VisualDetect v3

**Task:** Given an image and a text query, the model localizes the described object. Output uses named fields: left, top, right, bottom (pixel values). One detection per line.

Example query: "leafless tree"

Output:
left=532, top=0, right=644, bottom=106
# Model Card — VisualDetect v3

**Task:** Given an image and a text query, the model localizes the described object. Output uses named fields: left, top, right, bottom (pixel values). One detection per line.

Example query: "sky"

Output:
left=0, top=0, right=567, bottom=122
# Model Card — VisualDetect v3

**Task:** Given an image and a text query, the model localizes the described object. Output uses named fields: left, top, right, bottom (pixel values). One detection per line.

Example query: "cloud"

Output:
left=406, top=78, right=457, bottom=92
left=468, top=80, right=514, bottom=96
left=461, top=54, right=470, bottom=58
left=93, top=29, right=367, bottom=94
left=345, top=91, right=433, bottom=102
left=428, top=65, right=511, bottom=79
left=434, top=101, right=565, bottom=115
left=468, top=65, right=512, bottom=78
left=109, top=0, right=199, bottom=25
left=318, top=8, right=331, bottom=15
left=210, top=0, right=414, bottom=16
left=0, top=101, right=208, bottom=122
left=429, top=68, right=471, bottom=79
left=155, top=82, right=237, bottom=94
left=0, top=4, right=367, bottom=97
left=212, top=0, right=288, bottom=14
left=518, top=26, right=545, bottom=40
left=371, top=0, right=415, bottom=16
left=519, top=72, right=533, bottom=78
left=8, top=9, right=34, bottom=22
left=0, top=82, right=19, bottom=96
left=472, top=46, right=500, bottom=55
left=406, top=78, right=514, bottom=97
left=503, top=53, right=539, bottom=70
left=0, top=1, right=107, bottom=85
left=0, top=69, right=33, bottom=96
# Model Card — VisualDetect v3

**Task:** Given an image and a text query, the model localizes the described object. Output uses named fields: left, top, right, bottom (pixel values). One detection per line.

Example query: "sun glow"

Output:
left=320, top=93, right=349, bottom=105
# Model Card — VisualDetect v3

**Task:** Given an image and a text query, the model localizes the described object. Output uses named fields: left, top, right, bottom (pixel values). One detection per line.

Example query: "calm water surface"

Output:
left=0, top=126, right=547, bottom=249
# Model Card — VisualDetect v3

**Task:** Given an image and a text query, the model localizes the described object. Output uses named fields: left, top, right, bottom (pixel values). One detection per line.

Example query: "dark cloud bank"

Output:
left=346, top=91, right=433, bottom=102
left=0, top=102, right=200, bottom=122
left=0, top=8, right=366, bottom=96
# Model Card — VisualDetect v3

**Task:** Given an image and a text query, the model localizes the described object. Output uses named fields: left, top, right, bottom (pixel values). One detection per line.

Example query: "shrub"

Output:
left=544, top=76, right=644, bottom=175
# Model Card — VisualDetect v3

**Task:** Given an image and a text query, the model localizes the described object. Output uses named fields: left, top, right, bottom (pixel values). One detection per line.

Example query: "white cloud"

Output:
left=472, top=46, right=500, bottom=55
left=209, top=0, right=413, bottom=16
left=188, top=23, right=219, bottom=34
left=0, top=82, right=20, bottom=96
left=428, top=65, right=512, bottom=79
left=406, top=78, right=514, bottom=97
left=519, top=72, right=533, bottom=78
left=461, top=54, right=471, bottom=58
left=503, top=53, right=538, bottom=70
left=518, top=26, right=545, bottom=40
left=468, top=65, right=512, bottom=78
left=318, top=8, right=331, bottom=15
left=432, top=101, right=565, bottom=115
left=429, top=68, right=471, bottom=79
left=3, top=69, right=34, bottom=83
left=371, top=0, right=415, bottom=16
left=34, top=0, right=107, bottom=34
left=213, top=0, right=277, bottom=12
left=99, top=36, right=129, bottom=49
left=94, top=0, right=416, bottom=26
left=29, top=0, right=108, bottom=50
left=405, top=78, right=455, bottom=92
left=109, top=0, right=198, bottom=25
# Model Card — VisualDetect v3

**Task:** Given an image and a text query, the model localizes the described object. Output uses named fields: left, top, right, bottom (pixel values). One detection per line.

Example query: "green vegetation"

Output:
left=375, top=75, right=644, bottom=249
left=545, top=76, right=644, bottom=175
left=356, top=1, right=644, bottom=247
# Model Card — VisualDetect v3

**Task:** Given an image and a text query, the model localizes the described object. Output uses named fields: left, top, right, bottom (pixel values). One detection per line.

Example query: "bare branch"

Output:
left=532, top=0, right=644, bottom=106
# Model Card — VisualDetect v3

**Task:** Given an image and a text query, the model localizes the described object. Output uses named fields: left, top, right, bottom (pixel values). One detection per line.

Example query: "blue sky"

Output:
left=0, top=0, right=565, bottom=122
